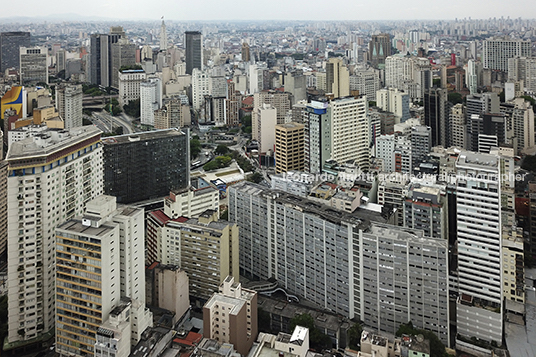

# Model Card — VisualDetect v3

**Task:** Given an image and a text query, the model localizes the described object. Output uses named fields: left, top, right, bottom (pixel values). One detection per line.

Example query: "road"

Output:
left=89, top=113, right=111, bottom=133
left=92, top=111, right=134, bottom=134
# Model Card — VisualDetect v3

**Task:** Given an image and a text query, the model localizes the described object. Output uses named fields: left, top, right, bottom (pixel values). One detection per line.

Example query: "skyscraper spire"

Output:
left=160, top=17, right=167, bottom=50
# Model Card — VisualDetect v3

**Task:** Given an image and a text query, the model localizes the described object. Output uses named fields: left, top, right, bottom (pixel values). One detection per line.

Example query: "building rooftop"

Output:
left=101, top=128, right=186, bottom=146
left=257, top=296, right=342, bottom=333
left=457, top=151, right=499, bottom=168
left=204, top=294, right=246, bottom=316
left=132, top=326, right=175, bottom=357
left=6, top=125, right=101, bottom=162
left=234, top=181, right=388, bottom=228
left=289, top=326, right=308, bottom=346
left=56, top=219, right=115, bottom=237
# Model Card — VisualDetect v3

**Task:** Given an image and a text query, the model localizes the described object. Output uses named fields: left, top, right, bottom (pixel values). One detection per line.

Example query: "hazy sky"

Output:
left=3, top=0, right=536, bottom=21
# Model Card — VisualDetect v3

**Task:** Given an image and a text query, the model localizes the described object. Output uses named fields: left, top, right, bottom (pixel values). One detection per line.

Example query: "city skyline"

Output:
left=1, top=0, right=536, bottom=22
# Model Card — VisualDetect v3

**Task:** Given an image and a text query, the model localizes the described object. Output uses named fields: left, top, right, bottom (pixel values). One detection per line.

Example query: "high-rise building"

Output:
left=275, top=122, right=304, bottom=174
left=326, top=58, right=350, bottom=98
left=450, top=103, right=466, bottom=149
left=185, top=31, right=202, bottom=75
left=118, top=69, right=147, bottom=107
left=483, top=39, right=532, bottom=72
left=410, top=125, right=431, bottom=171
left=228, top=182, right=449, bottom=346
left=330, top=96, right=370, bottom=170
left=510, top=97, right=535, bottom=153
left=466, top=59, right=478, bottom=95
left=0, top=31, right=30, bottom=72
left=90, top=27, right=129, bottom=87
left=0, top=160, right=8, bottom=258
left=349, top=68, right=380, bottom=101
left=140, top=77, right=162, bottom=126
left=56, top=196, right=152, bottom=357
left=90, top=33, right=119, bottom=87
left=304, top=101, right=330, bottom=173
left=147, top=209, right=239, bottom=299
left=20, top=47, right=48, bottom=85
left=376, top=88, right=410, bottom=123
left=110, top=39, right=137, bottom=88
left=254, top=104, right=277, bottom=154
left=225, top=80, right=241, bottom=127
left=154, top=96, right=190, bottom=129
left=241, top=42, right=250, bottom=62
left=424, top=88, right=451, bottom=147
left=359, top=223, right=449, bottom=345
left=375, top=134, right=396, bottom=172
left=203, top=276, right=258, bottom=356
left=253, top=90, right=291, bottom=125
left=284, top=70, right=307, bottom=103
left=56, top=84, right=83, bottom=129
left=159, top=19, right=167, bottom=50
left=403, top=181, right=448, bottom=239
left=455, top=151, right=515, bottom=343
left=191, top=68, right=209, bottom=110
left=102, top=129, right=189, bottom=204
left=369, top=33, right=391, bottom=67
left=4, top=126, right=103, bottom=350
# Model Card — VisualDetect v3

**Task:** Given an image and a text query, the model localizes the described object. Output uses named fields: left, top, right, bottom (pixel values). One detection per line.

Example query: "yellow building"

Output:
left=275, top=122, right=304, bottom=174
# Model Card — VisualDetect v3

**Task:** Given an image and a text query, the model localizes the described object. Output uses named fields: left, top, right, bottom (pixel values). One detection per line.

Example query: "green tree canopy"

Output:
left=347, top=323, right=362, bottom=351
left=448, top=92, right=463, bottom=105
left=396, top=322, right=447, bottom=357
left=190, top=139, right=202, bottom=159
left=215, top=144, right=230, bottom=155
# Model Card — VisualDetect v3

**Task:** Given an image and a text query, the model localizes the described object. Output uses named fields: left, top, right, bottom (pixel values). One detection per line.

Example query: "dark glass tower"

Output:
left=0, top=32, right=30, bottom=72
left=185, top=31, right=202, bottom=75
left=103, top=128, right=190, bottom=203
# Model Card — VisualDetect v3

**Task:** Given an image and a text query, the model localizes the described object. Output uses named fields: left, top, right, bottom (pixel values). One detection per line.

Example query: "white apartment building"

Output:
left=5, top=126, right=103, bottom=347
left=511, top=97, right=535, bottom=153
left=118, top=69, right=147, bottom=107
left=192, top=68, right=210, bottom=110
left=140, top=77, right=162, bottom=126
left=255, top=104, right=277, bottom=153
left=483, top=39, right=532, bottom=72
left=376, top=88, right=410, bottom=123
left=329, top=96, right=370, bottom=170
left=376, top=135, right=396, bottom=173
left=56, top=84, right=83, bottom=129
left=455, top=151, right=515, bottom=343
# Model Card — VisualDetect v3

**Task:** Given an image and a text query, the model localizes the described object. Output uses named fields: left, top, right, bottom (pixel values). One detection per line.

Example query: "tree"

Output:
left=448, top=92, right=463, bottom=105
left=396, top=322, right=446, bottom=357
left=123, top=98, right=141, bottom=118
left=247, top=172, right=263, bottom=184
left=347, top=323, right=362, bottom=351
left=215, top=144, right=230, bottom=155
left=190, top=139, right=202, bottom=159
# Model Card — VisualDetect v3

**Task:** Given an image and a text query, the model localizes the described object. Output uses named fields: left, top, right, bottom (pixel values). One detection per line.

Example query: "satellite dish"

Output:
left=416, top=334, right=424, bottom=343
